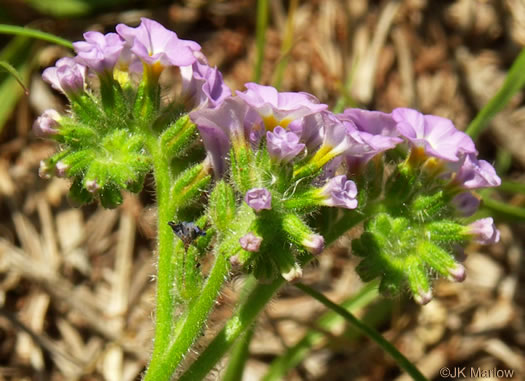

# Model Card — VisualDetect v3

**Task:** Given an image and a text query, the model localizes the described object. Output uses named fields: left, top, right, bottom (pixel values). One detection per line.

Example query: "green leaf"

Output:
left=0, top=24, right=72, bottom=48
left=294, top=283, right=428, bottom=381
left=466, top=48, right=525, bottom=140
left=25, top=0, right=130, bottom=17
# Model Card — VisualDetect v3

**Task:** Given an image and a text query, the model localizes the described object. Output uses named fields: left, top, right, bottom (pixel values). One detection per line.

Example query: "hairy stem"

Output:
left=148, top=139, right=177, bottom=361
left=179, top=207, right=372, bottom=380
left=144, top=253, right=230, bottom=381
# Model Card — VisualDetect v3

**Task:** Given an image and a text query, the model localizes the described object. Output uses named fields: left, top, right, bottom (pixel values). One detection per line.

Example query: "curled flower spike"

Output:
left=318, top=175, right=358, bottom=209
left=116, top=18, right=200, bottom=73
left=73, top=32, right=125, bottom=73
left=239, top=233, right=263, bottom=252
left=392, top=108, right=476, bottom=162
left=33, top=109, right=60, bottom=137
left=42, top=57, right=86, bottom=96
left=244, top=188, right=272, bottom=211
left=180, top=51, right=231, bottom=109
left=237, top=83, right=327, bottom=131
left=467, top=218, right=500, bottom=244
left=266, top=126, right=305, bottom=163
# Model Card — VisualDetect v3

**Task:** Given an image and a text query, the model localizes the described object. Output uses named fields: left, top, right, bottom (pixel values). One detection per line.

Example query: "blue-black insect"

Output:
left=168, top=221, right=206, bottom=250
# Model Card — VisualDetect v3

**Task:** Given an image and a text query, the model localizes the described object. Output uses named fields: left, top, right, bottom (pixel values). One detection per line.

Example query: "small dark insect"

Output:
left=168, top=221, right=206, bottom=250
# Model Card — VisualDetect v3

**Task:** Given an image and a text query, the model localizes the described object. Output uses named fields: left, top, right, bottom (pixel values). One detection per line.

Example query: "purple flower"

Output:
left=239, top=233, right=263, bottom=252
left=339, top=108, right=402, bottom=164
left=467, top=217, right=500, bottom=244
left=180, top=51, right=231, bottom=109
left=453, top=154, right=501, bottom=189
left=290, top=112, right=324, bottom=152
left=392, top=108, right=476, bottom=162
left=318, top=175, right=358, bottom=209
left=266, top=127, right=305, bottom=163
left=33, top=109, right=60, bottom=137
left=318, top=111, right=365, bottom=157
left=236, top=83, right=327, bottom=131
left=116, top=18, right=200, bottom=70
left=451, top=192, right=480, bottom=216
left=42, top=57, right=86, bottom=95
left=73, top=32, right=125, bottom=73
left=245, top=188, right=272, bottom=211
left=190, top=97, right=248, bottom=176
left=302, top=234, right=325, bottom=255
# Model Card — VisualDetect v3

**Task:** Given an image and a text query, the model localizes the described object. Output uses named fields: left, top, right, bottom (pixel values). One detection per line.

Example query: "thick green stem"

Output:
left=144, top=253, right=230, bottom=381
left=149, top=142, right=177, bottom=360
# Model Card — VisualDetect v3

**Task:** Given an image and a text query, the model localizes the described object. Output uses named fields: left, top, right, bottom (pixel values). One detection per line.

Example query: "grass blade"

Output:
left=466, top=48, right=525, bottom=140
left=272, top=0, right=299, bottom=90
left=0, top=36, right=33, bottom=131
left=294, top=283, right=428, bottom=381
left=253, top=0, right=269, bottom=83
left=0, top=24, right=73, bottom=48
left=0, top=61, right=28, bottom=95
left=262, top=281, right=380, bottom=381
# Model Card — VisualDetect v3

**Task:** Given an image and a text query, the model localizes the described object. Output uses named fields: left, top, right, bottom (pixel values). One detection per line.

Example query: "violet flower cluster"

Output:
left=34, top=18, right=501, bottom=305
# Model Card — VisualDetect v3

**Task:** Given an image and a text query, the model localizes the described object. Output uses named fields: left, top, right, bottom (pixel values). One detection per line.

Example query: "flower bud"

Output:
left=85, top=179, right=100, bottom=193
left=414, top=289, right=433, bottom=305
left=467, top=218, right=500, bottom=244
left=282, top=213, right=324, bottom=255
left=33, top=109, right=61, bottom=137
left=266, top=127, right=305, bottom=163
left=301, top=234, right=325, bottom=255
left=42, top=57, right=86, bottom=96
left=317, top=175, right=358, bottom=209
left=451, top=192, right=480, bottom=217
left=448, top=263, right=466, bottom=282
left=239, top=233, right=262, bottom=252
left=55, top=161, right=69, bottom=177
left=245, top=188, right=272, bottom=212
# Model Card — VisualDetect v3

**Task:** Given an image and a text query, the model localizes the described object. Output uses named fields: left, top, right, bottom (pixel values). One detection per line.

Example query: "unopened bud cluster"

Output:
left=35, top=18, right=501, bottom=304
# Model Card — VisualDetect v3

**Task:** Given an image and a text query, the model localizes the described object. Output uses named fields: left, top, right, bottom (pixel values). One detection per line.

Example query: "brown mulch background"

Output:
left=1, top=0, right=524, bottom=380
